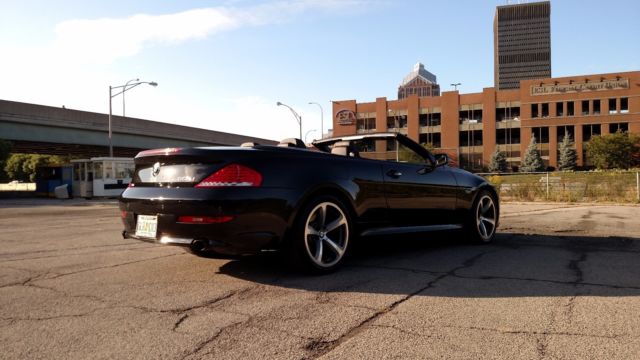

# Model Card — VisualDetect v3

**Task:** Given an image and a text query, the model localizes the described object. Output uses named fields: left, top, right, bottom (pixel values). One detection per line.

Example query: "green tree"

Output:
left=4, top=154, right=66, bottom=181
left=520, top=136, right=545, bottom=172
left=586, top=131, right=640, bottom=169
left=0, top=139, right=12, bottom=181
left=488, top=149, right=508, bottom=173
left=558, top=131, right=577, bottom=171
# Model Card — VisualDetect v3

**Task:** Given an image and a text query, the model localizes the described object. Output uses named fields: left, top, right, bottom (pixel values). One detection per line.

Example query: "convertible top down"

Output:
left=119, top=133, right=499, bottom=273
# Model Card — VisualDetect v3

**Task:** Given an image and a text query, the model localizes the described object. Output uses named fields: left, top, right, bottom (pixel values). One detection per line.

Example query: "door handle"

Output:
left=386, top=169, right=402, bottom=178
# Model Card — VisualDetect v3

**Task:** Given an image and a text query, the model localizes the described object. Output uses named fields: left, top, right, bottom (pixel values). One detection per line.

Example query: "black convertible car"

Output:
left=119, top=133, right=498, bottom=272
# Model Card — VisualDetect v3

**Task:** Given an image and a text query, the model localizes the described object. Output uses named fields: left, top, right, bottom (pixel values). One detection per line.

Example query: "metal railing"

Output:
left=478, top=171, right=640, bottom=203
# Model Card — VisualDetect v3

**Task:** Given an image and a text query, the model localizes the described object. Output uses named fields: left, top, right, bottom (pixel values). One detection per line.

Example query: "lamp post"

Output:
left=122, top=78, right=140, bottom=117
left=277, top=101, right=302, bottom=140
left=308, top=102, right=324, bottom=139
left=451, top=83, right=461, bottom=91
left=108, top=80, right=158, bottom=157
left=305, top=129, right=317, bottom=143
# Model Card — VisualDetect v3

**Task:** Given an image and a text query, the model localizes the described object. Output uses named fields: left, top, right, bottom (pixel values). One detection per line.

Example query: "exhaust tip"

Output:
left=190, top=239, right=207, bottom=252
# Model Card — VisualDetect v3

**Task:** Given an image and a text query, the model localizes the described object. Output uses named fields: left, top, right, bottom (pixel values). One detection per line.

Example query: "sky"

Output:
left=1, top=0, right=639, bottom=142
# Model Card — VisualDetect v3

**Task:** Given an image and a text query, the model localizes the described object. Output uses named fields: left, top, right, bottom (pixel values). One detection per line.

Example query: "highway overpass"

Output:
left=0, top=99, right=276, bottom=157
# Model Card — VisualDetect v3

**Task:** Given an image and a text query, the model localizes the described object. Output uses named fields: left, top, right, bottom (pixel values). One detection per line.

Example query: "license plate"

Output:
left=135, top=215, right=158, bottom=238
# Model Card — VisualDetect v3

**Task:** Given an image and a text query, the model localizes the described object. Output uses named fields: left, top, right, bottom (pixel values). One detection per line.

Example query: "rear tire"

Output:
left=289, top=195, right=352, bottom=274
left=465, top=190, right=498, bottom=244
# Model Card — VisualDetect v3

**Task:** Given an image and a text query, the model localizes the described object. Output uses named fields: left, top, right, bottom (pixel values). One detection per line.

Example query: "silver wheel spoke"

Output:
left=318, top=204, right=327, bottom=228
left=482, top=200, right=492, bottom=215
left=314, top=238, right=323, bottom=262
left=306, top=225, right=319, bottom=236
left=325, top=214, right=346, bottom=233
left=323, top=236, right=344, bottom=257
left=480, top=216, right=495, bottom=226
left=479, top=221, right=488, bottom=238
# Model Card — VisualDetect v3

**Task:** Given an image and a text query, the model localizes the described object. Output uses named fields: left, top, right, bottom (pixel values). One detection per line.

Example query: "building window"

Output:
left=621, top=98, right=629, bottom=113
left=399, top=115, right=407, bottom=128
left=386, top=116, right=396, bottom=130
left=531, top=127, right=549, bottom=143
left=609, top=123, right=628, bottom=133
left=459, top=108, right=483, bottom=124
left=556, top=102, right=563, bottom=117
left=531, top=104, right=539, bottom=118
left=581, top=100, right=589, bottom=116
left=459, top=130, right=483, bottom=147
left=567, top=101, right=574, bottom=116
left=419, top=133, right=441, bottom=148
left=541, top=103, right=549, bottom=117
left=496, top=128, right=521, bottom=145
left=496, top=105, right=520, bottom=121
left=582, top=124, right=601, bottom=142
left=609, top=98, right=617, bottom=114
left=431, top=113, right=441, bottom=126
left=556, top=125, right=575, bottom=143
left=592, top=100, right=601, bottom=115
left=356, top=117, right=376, bottom=133
left=419, top=113, right=441, bottom=127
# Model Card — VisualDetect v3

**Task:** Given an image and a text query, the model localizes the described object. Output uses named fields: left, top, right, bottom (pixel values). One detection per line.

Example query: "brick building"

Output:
left=332, top=71, right=640, bottom=170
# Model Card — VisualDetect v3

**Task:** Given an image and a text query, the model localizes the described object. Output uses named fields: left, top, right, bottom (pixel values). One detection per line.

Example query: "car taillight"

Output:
left=120, top=211, right=127, bottom=219
left=177, top=216, right=234, bottom=224
left=195, top=164, right=262, bottom=188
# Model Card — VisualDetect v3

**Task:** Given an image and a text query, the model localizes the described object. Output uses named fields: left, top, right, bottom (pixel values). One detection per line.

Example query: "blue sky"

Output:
left=1, top=0, right=638, bottom=141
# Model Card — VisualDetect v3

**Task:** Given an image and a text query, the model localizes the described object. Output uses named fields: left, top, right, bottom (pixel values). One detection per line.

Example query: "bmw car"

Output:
left=119, top=133, right=499, bottom=273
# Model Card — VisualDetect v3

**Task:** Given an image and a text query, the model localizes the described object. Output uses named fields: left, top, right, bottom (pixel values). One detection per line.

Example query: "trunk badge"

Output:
left=152, top=162, right=161, bottom=177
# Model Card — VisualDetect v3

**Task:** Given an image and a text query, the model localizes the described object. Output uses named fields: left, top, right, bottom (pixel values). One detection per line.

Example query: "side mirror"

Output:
left=434, top=153, right=449, bottom=167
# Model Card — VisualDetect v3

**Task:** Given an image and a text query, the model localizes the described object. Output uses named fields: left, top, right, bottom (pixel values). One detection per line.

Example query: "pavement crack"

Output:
left=302, top=251, right=490, bottom=359
left=180, top=320, right=246, bottom=360
left=43, top=253, right=182, bottom=280
left=172, top=314, right=189, bottom=332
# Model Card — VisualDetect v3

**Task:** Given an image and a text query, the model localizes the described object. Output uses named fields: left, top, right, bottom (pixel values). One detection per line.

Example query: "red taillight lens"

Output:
left=195, top=164, right=262, bottom=188
left=128, top=182, right=135, bottom=188
left=177, top=216, right=234, bottom=224
left=120, top=211, right=127, bottom=219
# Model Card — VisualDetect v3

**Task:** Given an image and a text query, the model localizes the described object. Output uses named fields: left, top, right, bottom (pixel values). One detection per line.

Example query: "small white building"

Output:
left=71, top=157, right=134, bottom=198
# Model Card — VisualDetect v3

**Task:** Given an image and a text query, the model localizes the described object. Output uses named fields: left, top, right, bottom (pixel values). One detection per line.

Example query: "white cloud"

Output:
left=49, top=0, right=366, bottom=65
left=0, top=0, right=360, bottom=142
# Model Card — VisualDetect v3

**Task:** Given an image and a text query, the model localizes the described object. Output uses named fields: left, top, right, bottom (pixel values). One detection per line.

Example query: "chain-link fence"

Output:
left=479, top=171, right=640, bottom=203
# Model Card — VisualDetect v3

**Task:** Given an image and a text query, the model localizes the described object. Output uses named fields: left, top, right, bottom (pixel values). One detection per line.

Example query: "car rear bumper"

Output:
left=119, top=187, right=297, bottom=255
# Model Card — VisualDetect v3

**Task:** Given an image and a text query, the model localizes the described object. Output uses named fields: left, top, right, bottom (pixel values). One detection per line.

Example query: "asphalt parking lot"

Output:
left=0, top=200, right=639, bottom=359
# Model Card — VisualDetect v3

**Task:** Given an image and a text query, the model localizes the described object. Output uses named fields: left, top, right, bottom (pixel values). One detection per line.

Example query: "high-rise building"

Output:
left=398, top=63, right=440, bottom=99
left=494, top=1, right=551, bottom=90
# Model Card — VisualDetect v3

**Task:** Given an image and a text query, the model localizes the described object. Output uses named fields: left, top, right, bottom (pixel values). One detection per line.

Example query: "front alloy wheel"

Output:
left=469, top=191, right=497, bottom=243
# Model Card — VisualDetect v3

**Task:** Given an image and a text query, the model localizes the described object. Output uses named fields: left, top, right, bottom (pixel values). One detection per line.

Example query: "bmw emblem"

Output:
left=152, top=162, right=161, bottom=177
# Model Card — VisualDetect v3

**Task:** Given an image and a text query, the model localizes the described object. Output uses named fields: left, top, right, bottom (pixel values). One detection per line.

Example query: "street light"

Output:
left=277, top=101, right=302, bottom=140
left=451, top=83, right=461, bottom=91
left=108, top=79, right=158, bottom=157
left=122, top=78, right=138, bottom=117
left=305, top=129, right=317, bottom=143
left=308, top=102, right=324, bottom=139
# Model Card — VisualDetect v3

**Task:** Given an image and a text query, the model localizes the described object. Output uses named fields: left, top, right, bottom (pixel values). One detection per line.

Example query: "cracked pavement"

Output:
left=0, top=201, right=639, bottom=359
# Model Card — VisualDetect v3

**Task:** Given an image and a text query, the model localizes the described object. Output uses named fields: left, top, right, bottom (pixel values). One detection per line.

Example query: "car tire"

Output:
left=289, top=195, right=352, bottom=274
left=465, top=190, right=498, bottom=244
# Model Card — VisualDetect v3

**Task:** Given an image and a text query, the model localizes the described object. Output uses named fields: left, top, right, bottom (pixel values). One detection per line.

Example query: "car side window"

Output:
left=348, top=138, right=427, bottom=165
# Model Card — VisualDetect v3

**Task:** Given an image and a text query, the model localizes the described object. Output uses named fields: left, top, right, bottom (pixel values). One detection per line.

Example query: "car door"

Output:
left=381, top=137, right=458, bottom=227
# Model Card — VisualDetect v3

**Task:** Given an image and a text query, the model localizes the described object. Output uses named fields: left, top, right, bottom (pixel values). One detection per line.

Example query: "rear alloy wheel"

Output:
left=292, top=196, right=351, bottom=273
left=468, top=191, right=498, bottom=243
